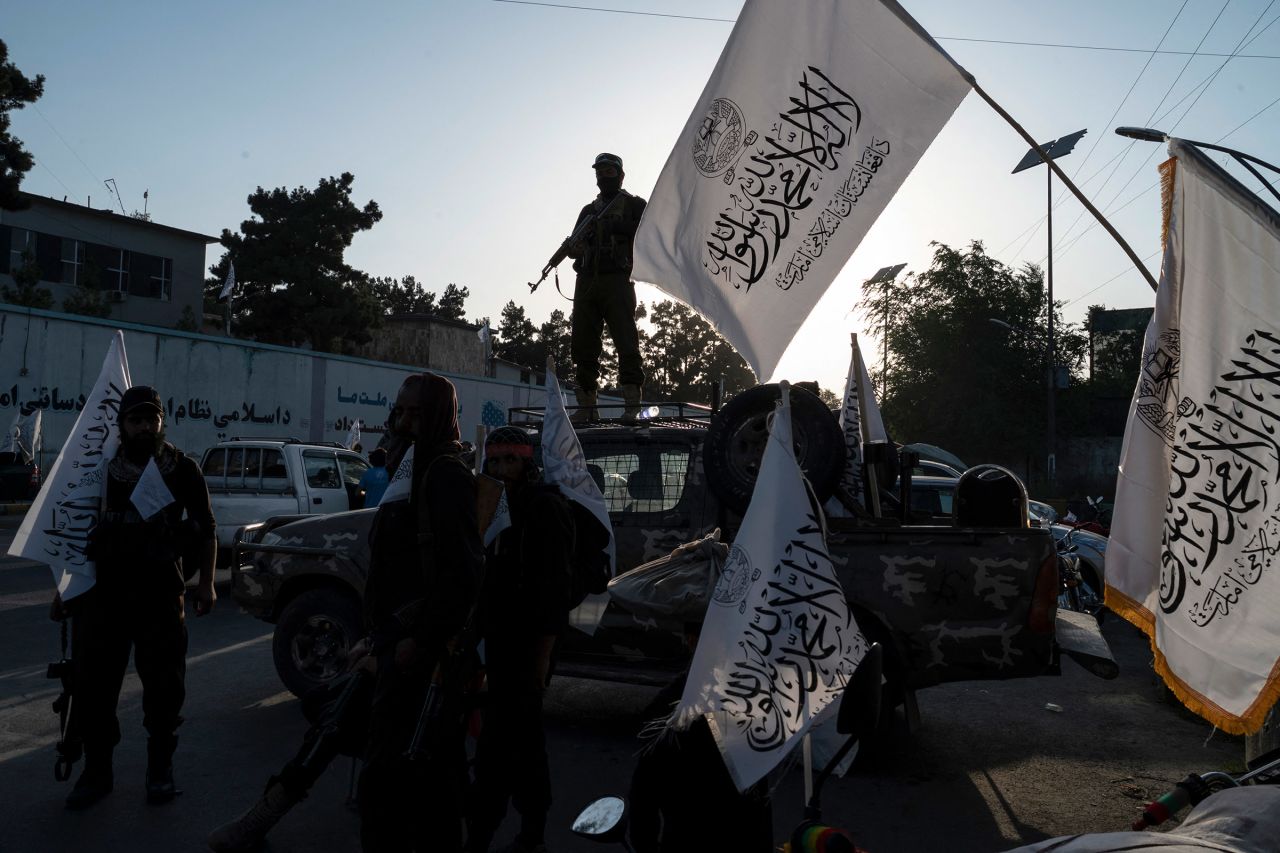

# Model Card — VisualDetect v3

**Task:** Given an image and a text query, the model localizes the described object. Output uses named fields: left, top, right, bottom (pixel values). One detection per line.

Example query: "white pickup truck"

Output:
left=199, top=439, right=372, bottom=552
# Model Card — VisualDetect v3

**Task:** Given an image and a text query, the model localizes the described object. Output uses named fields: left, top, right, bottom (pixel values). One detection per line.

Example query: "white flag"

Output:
left=827, top=335, right=888, bottom=516
left=130, top=458, right=176, bottom=520
left=218, top=261, right=236, bottom=303
left=631, top=0, right=970, bottom=380
left=378, top=445, right=415, bottom=506
left=8, top=331, right=132, bottom=601
left=671, top=383, right=866, bottom=790
left=1, top=408, right=42, bottom=464
left=477, top=321, right=491, bottom=345
left=1107, top=140, right=1280, bottom=734
left=346, top=418, right=362, bottom=451
left=483, top=488, right=512, bottom=548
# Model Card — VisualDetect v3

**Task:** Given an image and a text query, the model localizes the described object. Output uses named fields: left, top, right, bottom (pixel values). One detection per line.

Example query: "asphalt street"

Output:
left=0, top=512, right=1244, bottom=853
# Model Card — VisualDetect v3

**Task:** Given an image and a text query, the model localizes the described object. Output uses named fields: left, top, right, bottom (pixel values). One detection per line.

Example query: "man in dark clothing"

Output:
left=357, top=372, right=485, bottom=853
left=628, top=651, right=774, bottom=852
left=466, top=427, right=575, bottom=853
left=566, top=152, right=647, bottom=422
left=65, top=384, right=217, bottom=810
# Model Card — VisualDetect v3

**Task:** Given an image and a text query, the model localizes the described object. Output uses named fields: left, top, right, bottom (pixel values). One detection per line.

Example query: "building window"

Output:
left=61, top=239, right=84, bottom=285
left=129, top=253, right=173, bottom=300
left=153, top=256, right=172, bottom=300
left=8, top=228, right=34, bottom=274
left=105, top=248, right=130, bottom=293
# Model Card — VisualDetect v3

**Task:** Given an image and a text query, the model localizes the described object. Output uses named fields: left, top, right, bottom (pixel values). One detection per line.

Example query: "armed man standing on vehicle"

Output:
left=466, top=427, right=574, bottom=853
left=566, top=153, right=647, bottom=422
left=357, top=372, right=485, bottom=853
left=64, top=385, right=217, bottom=810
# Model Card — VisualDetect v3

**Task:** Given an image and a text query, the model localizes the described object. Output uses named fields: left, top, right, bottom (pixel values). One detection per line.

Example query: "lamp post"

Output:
left=866, top=263, right=907, bottom=399
left=1012, top=128, right=1086, bottom=489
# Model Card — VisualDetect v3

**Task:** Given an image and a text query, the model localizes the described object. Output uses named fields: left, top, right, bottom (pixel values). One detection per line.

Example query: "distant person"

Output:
left=565, top=153, right=647, bottom=422
left=359, top=447, right=390, bottom=508
left=64, top=385, right=217, bottom=810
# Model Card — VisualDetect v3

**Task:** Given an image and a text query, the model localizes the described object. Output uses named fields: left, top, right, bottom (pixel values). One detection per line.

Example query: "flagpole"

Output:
left=963, top=76, right=1159, bottom=292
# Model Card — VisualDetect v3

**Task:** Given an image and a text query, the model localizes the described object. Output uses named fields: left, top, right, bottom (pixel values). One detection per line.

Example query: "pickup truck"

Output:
left=200, top=438, right=371, bottom=553
left=231, top=384, right=1104, bottom=711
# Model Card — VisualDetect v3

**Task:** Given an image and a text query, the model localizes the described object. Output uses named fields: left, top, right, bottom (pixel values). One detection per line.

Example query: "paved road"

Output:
left=0, top=513, right=1243, bottom=852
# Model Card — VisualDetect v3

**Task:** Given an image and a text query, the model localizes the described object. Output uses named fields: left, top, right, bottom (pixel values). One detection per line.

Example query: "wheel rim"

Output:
left=724, top=410, right=810, bottom=490
left=291, top=614, right=352, bottom=682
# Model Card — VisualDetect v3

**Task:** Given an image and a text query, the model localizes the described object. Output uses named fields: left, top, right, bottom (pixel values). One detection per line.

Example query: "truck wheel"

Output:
left=704, top=383, right=845, bottom=515
left=273, top=587, right=363, bottom=698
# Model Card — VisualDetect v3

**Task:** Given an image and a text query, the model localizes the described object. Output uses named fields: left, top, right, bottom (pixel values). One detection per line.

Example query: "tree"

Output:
left=0, top=40, right=45, bottom=211
left=538, top=309, right=573, bottom=378
left=436, top=284, right=469, bottom=321
left=369, top=275, right=437, bottom=315
left=207, top=173, right=383, bottom=353
left=62, top=282, right=111, bottom=318
left=642, top=300, right=754, bottom=403
left=495, top=301, right=539, bottom=367
left=1, top=250, right=54, bottom=308
left=858, top=240, right=1086, bottom=484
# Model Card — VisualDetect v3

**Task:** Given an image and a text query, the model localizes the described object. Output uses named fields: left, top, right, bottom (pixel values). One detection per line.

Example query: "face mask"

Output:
left=124, top=430, right=162, bottom=460
left=596, top=174, right=623, bottom=195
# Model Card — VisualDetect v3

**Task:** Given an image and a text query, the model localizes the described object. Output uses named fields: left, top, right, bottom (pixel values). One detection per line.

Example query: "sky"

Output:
left=4, top=0, right=1279, bottom=395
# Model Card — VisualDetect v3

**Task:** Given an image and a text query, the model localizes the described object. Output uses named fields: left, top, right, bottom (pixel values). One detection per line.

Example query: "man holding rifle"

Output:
left=565, top=153, right=647, bottom=422
left=356, top=373, right=485, bottom=852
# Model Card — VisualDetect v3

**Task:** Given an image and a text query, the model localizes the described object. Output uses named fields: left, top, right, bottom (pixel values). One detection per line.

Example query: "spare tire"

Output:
left=704, top=383, right=845, bottom=515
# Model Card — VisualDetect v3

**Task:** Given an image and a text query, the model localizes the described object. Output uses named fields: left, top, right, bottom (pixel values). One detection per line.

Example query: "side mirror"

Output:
left=571, top=796, right=629, bottom=843
left=837, top=643, right=883, bottom=738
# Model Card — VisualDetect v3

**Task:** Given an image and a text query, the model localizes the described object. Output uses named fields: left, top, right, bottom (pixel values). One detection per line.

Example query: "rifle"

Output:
left=47, top=618, right=81, bottom=782
left=403, top=610, right=482, bottom=762
left=528, top=192, right=626, bottom=293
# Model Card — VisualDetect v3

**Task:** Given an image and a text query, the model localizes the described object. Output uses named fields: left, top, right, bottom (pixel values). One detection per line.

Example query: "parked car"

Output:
left=233, top=385, right=1100, bottom=709
left=200, top=438, right=370, bottom=553
left=0, top=452, right=39, bottom=501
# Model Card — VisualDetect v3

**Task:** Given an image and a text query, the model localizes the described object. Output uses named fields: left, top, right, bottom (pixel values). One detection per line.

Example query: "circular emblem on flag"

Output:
left=691, top=97, right=746, bottom=177
left=713, top=544, right=755, bottom=607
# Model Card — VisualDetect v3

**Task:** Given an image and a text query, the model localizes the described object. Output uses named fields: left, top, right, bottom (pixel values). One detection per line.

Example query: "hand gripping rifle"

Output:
left=528, top=192, right=625, bottom=293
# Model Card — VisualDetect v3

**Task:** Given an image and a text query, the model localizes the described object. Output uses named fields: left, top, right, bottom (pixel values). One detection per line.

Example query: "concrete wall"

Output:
left=0, top=195, right=212, bottom=329
left=356, top=314, right=485, bottom=375
left=0, top=306, right=549, bottom=473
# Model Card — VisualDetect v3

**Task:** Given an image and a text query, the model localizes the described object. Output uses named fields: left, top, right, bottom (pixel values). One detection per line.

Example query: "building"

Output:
left=0, top=192, right=217, bottom=328
left=356, top=313, right=489, bottom=376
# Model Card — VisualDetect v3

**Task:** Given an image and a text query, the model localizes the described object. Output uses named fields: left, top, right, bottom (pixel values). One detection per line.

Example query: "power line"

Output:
left=31, top=103, right=102, bottom=194
left=1064, top=250, right=1162, bottom=308
left=491, top=0, right=734, bottom=23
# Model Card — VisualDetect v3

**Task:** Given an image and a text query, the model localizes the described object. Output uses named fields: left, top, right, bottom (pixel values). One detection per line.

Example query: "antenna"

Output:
left=143, top=189, right=149, bottom=217
left=103, top=179, right=126, bottom=214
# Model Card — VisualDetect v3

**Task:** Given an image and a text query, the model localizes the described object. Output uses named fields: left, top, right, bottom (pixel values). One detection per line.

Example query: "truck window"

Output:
left=226, top=448, right=245, bottom=488
left=302, top=451, right=342, bottom=490
left=202, top=448, right=226, bottom=479
left=586, top=448, right=690, bottom=513
left=262, top=449, right=288, bottom=489
left=338, top=453, right=369, bottom=486
left=243, top=448, right=262, bottom=487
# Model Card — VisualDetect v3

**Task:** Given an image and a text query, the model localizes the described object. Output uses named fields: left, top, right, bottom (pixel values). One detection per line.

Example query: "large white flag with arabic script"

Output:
left=1107, top=140, right=1280, bottom=734
left=631, top=0, right=970, bottom=380
left=671, top=383, right=867, bottom=790
left=8, top=331, right=132, bottom=601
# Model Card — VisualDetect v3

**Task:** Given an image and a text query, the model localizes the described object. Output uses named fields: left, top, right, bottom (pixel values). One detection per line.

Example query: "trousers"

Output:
left=571, top=271, right=645, bottom=390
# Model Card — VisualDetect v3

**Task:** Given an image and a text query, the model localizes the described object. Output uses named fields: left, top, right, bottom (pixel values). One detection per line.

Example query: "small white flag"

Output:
left=130, top=458, right=176, bottom=520
left=346, top=418, right=362, bottom=451
left=631, top=0, right=971, bottom=380
left=8, top=331, right=132, bottom=601
left=218, top=262, right=236, bottom=303
left=0, top=409, right=41, bottom=464
left=378, top=445, right=415, bottom=506
left=670, top=382, right=866, bottom=791
left=477, top=321, right=492, bottom=345
left=827, top=334, right=889, bottom=517
left=483, top=489, right=512, bottom=547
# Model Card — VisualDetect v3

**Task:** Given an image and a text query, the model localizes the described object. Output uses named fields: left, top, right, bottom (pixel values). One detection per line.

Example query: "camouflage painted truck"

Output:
left=231, top=384, right=1108, bottom=721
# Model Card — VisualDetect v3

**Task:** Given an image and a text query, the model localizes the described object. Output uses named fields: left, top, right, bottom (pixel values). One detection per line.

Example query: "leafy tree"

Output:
left=437, top=284, right=469, bottom=321
left=207, top=173, right=383, bottom=353
left=62, top=272, right=111, bottom=318
left=538, top=309, right=573, bottom=378
left=369, top=275, right=437, bottom=315
left=642, top=300, right=753, bottom=403
left=1, top=250, right=54, bottom=308
left=858, top=240, right=1086, bottom=484
left=174, top=305, right=200, bottom=332
left=0, top=40, right=44, bottom=211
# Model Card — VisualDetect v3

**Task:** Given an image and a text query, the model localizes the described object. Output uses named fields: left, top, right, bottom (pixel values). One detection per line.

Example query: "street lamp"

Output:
left=867, top=263, right=907, bottom=399
left=1012, top=128, right=1086, bottom=489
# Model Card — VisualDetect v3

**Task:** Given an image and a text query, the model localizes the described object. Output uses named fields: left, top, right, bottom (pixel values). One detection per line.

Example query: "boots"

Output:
left=65, top=746, right=113, bottom=810
left=571, top=388, right=597, bottom=424
left=208, top=779, right=304, bottom=852
left=145, top=734, right=180, bottom=804
left=621, top=384, right=643, bottom=422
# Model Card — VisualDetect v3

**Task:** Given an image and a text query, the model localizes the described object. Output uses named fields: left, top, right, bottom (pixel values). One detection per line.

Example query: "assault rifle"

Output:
left=528, top=192, right=625, bottom=293
left=404, top=608, right=483, bottom=762
left=48, top=618, right=81, bottom=782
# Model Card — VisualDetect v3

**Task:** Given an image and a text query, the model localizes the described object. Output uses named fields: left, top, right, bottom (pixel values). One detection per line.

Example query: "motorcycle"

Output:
left=1055, top=525, right=1107, bottom=621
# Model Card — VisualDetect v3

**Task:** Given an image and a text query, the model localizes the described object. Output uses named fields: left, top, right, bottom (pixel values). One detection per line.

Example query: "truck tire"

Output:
left=273, top=587, right=363, bottom=698
left=704, top=383, right=845, bottom=515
